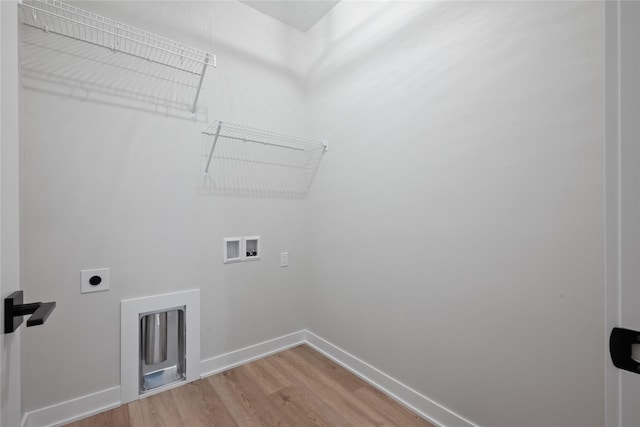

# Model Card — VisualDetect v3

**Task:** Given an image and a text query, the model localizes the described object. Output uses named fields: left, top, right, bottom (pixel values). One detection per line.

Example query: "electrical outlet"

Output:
left=280, top=252, right=288, bottom=267
left=81, top=268, right=110, bottom=293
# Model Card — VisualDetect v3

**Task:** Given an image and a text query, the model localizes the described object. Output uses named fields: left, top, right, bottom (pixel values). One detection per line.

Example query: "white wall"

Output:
left=20, top=1, right=308, bottom=413
left=305, top=2, right=605, bottom=427
left=1, top=1, right=23, bottom=425
left=18, top=1, right=608, bottom=425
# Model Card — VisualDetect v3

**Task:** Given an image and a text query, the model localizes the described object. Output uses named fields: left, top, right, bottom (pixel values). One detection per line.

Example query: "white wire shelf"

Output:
left=19, top=0, right=216, bottom=118
left=202, top=121, right=327, bottom=198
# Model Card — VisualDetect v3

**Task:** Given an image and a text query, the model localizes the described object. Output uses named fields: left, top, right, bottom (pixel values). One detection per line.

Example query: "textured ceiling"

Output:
left=239, top=0, right=340, bottom=32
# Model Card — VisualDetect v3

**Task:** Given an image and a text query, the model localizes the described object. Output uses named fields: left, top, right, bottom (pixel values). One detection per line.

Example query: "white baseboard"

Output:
left=200, top=329, right=306, bottom=378
left=21, top=386, right=120, bottom=427
left=22, top=329, right=475, bottom=427
left=304, top=330, right=478, bottom=427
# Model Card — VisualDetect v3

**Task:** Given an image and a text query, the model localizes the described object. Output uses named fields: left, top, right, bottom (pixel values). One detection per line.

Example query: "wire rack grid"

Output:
left=202, top=121, right=327, bottom=198
left=19, top=0, right=216, bottom=116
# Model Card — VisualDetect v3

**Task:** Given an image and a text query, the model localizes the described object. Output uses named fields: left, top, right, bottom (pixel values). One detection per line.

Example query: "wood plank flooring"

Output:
left=65, top=345, right=433, bottom=427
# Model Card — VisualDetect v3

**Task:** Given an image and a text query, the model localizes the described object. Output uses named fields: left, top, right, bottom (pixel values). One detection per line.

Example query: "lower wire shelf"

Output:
left=202, top=121, right=327, bottom=198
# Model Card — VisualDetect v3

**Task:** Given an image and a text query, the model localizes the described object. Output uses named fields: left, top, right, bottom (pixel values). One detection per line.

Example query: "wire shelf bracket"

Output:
left=19, top=0, right=216, bottom=119
left=202, top=121, right=327, bottom=197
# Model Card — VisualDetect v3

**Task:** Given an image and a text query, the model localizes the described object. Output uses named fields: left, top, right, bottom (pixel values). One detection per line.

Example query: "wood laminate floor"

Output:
left=66, top=344, right=434, bottom=427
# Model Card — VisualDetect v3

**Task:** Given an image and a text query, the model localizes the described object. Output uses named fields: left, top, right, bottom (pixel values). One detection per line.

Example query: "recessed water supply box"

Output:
left=244, top=236, right=261, bottom=260
left=139, top=307, right=186, bottom=394
left=224, top=237, right=242, bottom=263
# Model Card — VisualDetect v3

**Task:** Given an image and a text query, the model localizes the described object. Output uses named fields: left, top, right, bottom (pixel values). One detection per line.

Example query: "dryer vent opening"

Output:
left=139, top=307, right=186, bottom=394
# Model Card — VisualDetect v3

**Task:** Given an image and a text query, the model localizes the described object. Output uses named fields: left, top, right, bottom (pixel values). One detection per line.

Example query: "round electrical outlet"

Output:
left=81, top=268, right=110, bottom=294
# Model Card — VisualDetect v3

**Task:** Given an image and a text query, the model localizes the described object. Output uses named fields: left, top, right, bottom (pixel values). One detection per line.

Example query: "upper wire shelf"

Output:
left=202, top=121, right=327, bottom=198
left=19, top=0, right=216, bottom=118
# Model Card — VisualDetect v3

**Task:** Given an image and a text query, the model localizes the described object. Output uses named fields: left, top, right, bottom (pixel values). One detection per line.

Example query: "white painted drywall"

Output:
left=305, top=2, right=605, bottom=427
left=18, top=1, right=608, bottom=425
left=239, top=0, right=340, bottom=32
left=1, top=1, right=23, bottom=425
left=20, top=1, right=309, bottom=413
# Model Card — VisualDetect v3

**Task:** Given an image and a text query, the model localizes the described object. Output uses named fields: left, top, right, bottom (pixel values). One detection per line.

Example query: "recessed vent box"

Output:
left=139, top=307, right=186, bottom=394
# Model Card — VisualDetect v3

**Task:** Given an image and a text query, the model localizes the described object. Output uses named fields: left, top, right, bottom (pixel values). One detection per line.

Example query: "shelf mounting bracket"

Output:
left=191, top=53, right=211, bottom=119
left=204, top=122, right=223, bottom=175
